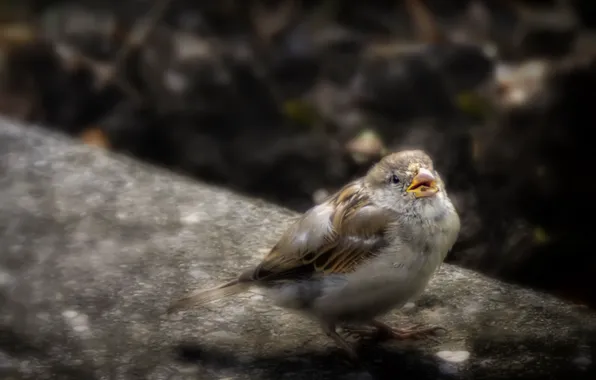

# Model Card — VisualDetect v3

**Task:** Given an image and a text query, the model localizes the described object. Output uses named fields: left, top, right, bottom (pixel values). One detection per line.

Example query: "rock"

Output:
left=349, top=48, right=456, bottom=122
left=481, top=0, right=578, bottom=60
left=462, top=58, right=596, bottom=306
left=349, top=42, right=494, bottom=127
left=0, top=117, right=595, bottom=380
left=512, top=2, right=579, bottom=59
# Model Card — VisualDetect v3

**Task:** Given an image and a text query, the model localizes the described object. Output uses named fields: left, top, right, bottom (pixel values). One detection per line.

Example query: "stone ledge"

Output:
left=0, top=117, right=595, bottom=380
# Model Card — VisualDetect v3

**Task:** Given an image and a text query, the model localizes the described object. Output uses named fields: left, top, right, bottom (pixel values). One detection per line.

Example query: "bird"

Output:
left=167, top=149, right=461, bottom=360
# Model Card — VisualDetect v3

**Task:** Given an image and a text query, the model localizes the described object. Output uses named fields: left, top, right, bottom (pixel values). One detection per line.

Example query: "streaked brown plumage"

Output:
left=167, top=149, right=461, bottom=360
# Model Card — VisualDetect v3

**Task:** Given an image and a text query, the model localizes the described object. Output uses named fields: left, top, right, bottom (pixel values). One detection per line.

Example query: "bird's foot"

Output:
left=340, top=325, right=380, bottom=341
left=341, top=320, right=446, bottom=343
left=372, top=320, right=446, bottom=342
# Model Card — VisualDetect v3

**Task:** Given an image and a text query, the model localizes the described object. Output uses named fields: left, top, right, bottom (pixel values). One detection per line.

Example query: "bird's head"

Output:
left=364, top=149, right=449, bottom=215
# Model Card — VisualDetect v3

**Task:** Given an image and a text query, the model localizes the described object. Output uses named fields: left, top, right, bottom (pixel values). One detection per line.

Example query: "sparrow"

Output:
left=167, top=149, right=461, bottom=360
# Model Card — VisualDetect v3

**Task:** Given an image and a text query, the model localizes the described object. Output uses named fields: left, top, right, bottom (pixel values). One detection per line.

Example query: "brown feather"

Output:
left=245, top=181, right=392, bottom=282
left=166, top=279, right=250, bottom=313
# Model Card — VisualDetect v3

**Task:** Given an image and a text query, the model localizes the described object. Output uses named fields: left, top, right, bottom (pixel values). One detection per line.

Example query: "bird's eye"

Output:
left=390, top=174, right=400, bottom=184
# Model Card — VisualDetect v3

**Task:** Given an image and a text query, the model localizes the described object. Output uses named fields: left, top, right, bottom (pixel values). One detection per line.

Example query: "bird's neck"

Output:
left=393, top=202, right=459, bottom=259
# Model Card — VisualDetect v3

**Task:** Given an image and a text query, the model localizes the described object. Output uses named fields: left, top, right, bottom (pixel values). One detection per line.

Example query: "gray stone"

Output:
left=0, top=116, right=595, bottom=380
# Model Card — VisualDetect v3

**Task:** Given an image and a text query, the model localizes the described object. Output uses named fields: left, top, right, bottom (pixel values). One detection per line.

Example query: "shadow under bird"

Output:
left=167, top=149, right=461, bottom=361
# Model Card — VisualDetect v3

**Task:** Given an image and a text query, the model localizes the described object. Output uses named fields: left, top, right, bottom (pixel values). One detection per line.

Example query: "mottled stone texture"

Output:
left=0, top=117, right=595, bottom=380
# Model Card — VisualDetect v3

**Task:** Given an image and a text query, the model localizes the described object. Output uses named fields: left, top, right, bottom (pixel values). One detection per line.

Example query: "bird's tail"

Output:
left=166, top=279, right=250, bottom=314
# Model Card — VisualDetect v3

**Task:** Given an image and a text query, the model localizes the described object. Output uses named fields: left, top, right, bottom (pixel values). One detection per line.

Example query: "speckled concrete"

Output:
left=0, top=117, right=595, bottom=380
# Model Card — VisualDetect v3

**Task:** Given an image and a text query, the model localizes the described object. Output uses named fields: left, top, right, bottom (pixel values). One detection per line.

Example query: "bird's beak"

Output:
left=406, top=168, right=439, bottom=198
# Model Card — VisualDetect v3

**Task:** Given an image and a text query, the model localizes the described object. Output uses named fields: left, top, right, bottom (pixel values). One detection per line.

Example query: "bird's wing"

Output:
left=241, top=182, right=392, bottom=282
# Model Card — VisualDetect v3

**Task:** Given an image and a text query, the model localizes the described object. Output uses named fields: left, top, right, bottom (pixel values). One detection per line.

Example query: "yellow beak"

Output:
left=406, top=168, right=439, bottom=198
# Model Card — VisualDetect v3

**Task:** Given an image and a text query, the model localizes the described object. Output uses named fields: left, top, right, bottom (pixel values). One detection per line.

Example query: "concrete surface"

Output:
left=0, top=116, right=595, bottom=380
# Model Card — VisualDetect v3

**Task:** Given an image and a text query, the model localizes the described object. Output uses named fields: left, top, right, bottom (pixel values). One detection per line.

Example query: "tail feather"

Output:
left=167, top=279, right=250, bottom=314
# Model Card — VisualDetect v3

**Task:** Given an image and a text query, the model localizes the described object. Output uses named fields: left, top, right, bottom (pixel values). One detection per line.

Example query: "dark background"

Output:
left=1, top=0, right=595, bottom=307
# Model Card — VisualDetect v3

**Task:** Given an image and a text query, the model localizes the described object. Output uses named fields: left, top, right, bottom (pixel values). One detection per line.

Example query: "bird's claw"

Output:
left=377, top=322, right=446, bottom=343
left=336, top=321, right=447, bottom=350
left=340, top=325, right=380, bottom=341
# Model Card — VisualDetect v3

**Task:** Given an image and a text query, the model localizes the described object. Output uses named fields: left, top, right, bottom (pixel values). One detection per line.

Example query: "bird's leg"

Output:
left=321, top=323, right=359, bottom=361
left=371, top=319, right=446, bottom=341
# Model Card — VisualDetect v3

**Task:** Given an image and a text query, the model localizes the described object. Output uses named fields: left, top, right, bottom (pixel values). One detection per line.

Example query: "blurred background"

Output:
left=1, top=0, right=595, bottom=308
